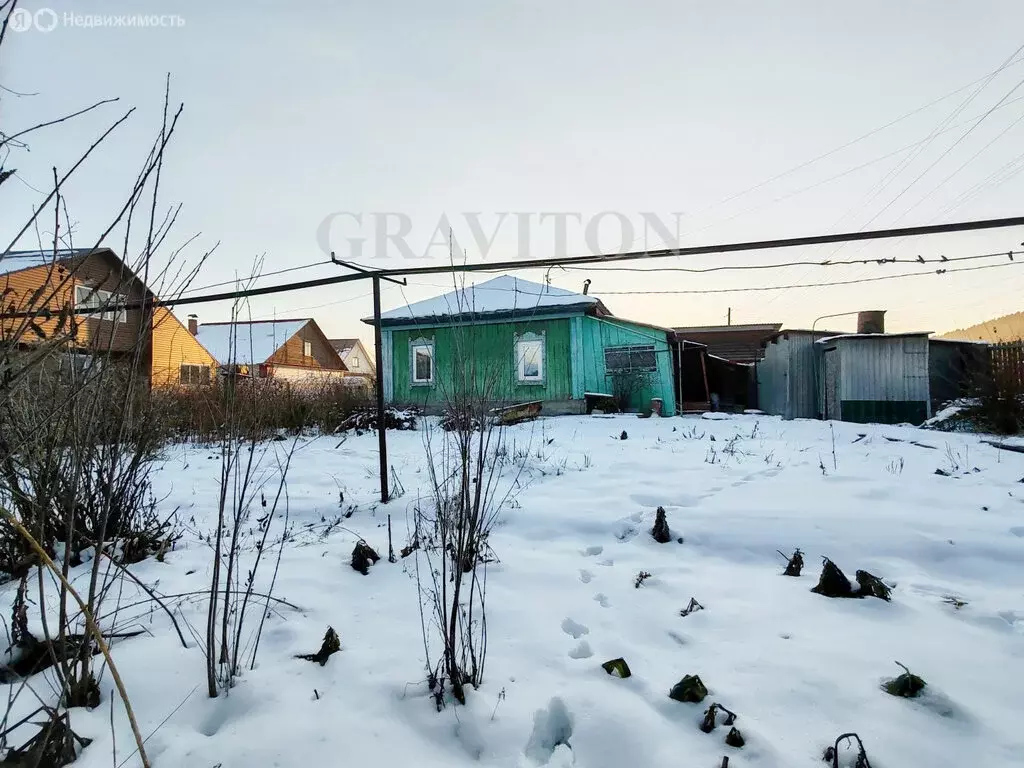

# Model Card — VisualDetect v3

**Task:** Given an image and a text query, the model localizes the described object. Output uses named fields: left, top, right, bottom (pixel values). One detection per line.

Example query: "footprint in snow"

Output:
left=593, top=593, right=610, bottom=608
left=598, top=557, right=614, bottom=567
left=582, top=545, right=603, bottom=556
left=1010, top=526, right=1024, bottom=538
left=579, top=569, right=594, bottom=584
left=568, top=640, right=593, bottom=659
left=561, top=618, right=590, bottom=639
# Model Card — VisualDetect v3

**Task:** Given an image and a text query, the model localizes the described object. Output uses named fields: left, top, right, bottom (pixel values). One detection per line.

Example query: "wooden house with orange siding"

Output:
left=1, top=248, right=218, bottom=387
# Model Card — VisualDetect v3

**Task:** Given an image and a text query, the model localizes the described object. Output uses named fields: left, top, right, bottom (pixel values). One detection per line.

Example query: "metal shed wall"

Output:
left=833, top=336, right=930, bottom=424
left=756, top=335, right=789, bottom=417
left=757, top=331, right=826, bottom=420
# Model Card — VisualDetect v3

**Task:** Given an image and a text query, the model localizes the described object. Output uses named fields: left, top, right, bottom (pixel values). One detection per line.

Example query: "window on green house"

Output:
left=411, top=340, right=434, bottom=384
left=605, top=344, right=657, bottom=373
left=515, top=334, right=544, bottom=383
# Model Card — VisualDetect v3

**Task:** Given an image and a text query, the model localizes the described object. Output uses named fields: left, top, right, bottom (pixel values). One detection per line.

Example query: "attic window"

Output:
left=605, top=345, right=657, bottom=373
left=349, top=355, right=360, bottom=369
left=303, top=340, right=313, bottom=357
left=74, top=285, right=126, bottom=323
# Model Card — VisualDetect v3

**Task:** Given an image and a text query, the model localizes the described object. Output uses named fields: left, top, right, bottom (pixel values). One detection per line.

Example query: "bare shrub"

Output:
left=411, top=314, right=527, bottom=707
left=204, top=321, right=298, bottom=697
left=153, top=377, right=374, bottom=443
left=609, top=369, right=653, bottom=412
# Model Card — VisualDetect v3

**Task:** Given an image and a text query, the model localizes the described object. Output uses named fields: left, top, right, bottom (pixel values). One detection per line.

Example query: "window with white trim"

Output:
left=604, top=344, right=657, bottom=373
left=74, top=284, right=126, bottom=323
left=180, top=364, right=211, bottom=386
left=303, top=340, right=313, bottom=357
left=349, top=355, right=360, bottom=369
left=410, top=339, right=434, bottom=385
left=515, top=333, right=545, bottom=384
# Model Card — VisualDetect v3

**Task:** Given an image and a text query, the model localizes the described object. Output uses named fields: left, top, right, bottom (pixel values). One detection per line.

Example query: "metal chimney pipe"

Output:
left=856, top=310, right=885, bottom=334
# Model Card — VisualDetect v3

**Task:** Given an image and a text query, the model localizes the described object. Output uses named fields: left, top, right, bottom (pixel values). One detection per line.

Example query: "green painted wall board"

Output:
left=390, top=318, right=573, bottom=407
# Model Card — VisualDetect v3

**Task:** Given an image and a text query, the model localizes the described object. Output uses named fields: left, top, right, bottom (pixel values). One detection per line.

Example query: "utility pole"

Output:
left=727, top=307, right=731, bottom=326
left=372, top=275, right=388, bottom=503
left=330, top=254, right=406, bottom=504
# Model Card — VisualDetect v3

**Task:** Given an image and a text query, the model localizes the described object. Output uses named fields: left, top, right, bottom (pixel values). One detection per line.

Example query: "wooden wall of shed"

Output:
left=266, top=322, right=345, bottom=370
left=150, top=308, right=219, bottom=387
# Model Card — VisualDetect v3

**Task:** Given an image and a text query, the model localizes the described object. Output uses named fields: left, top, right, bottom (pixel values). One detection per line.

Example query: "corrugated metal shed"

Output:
left=818, top=333, right=931, bottom=424
left=757, top=330, right=837, bottom=419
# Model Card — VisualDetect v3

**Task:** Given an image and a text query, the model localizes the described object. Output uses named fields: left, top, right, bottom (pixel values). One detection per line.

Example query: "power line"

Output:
left=595, top=257, right=1022, bottom=295
left=179, top=260, right=332, bottom=294
left=3, top=214, right=1023, bottom=319
left=558, top=249, right=1007, bottom=274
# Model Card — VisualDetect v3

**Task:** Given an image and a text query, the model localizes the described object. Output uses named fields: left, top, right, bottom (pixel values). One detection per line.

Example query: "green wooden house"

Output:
left=365, top=275, right=677, bottom=415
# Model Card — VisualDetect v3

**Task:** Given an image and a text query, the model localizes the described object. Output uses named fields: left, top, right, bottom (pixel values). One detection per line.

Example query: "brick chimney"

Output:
left=187, top=314, right=198, bottom=335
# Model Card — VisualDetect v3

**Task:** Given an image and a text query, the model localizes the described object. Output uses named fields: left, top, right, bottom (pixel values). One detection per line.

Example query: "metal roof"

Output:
left=816, top=332, right=933, bottom=344
left=196, top=319, right=309, bottom=365
left=0, top=248, right=110, bottom=277
left=669, top=323, right=782, bottom=363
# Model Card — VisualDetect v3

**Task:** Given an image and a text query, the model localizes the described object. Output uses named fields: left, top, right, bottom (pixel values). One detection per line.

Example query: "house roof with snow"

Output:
left=365, top=275, right=608, bottom=327
left=0, top=247, right=118, bottom=277
left=195, top=319, right=310, bottom=365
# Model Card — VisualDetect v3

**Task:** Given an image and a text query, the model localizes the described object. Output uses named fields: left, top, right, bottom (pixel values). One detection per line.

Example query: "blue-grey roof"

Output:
left=195, top=319, right=308, bottom=365
left=0, top=248, right=101, bottom=277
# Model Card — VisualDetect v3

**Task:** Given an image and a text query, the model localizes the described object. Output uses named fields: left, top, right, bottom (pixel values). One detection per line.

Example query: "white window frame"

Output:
left=410, top=338, right=435, bottom=386
left=74, top=284, right=126, bottom=323
left=349, top=355, right=360, bottom=369
left=179, top=364, right=211, bottom=387
left=515, top=331, right=545, bottom=384
left=303, top=340, right=313, bottom=357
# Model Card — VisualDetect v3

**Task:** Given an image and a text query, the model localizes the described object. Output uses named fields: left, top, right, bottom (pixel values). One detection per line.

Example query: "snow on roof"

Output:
left=0, top=248, right=99, bottom=277
left=370, top=275, right=597, bottom=324
left=815, top=331, right=933, bottom=344
left=196, top=319, right=308, bottom=365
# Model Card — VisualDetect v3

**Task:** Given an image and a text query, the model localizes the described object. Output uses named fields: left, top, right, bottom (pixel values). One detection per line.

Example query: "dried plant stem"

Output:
left=0, top=510, right=151, bottom=768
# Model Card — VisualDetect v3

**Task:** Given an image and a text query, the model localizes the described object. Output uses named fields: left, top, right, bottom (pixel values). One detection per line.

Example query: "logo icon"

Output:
left=34, top=8, right=58, bottom=33
left=8, top=7, right=33, bottom=32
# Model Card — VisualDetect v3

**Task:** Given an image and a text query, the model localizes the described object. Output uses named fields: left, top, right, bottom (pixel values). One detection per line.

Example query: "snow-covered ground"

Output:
left=8, top=414, right=1024, bottom=767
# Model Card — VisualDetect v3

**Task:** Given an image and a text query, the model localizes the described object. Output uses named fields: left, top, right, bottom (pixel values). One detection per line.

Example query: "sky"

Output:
left=4, top=1, right=1024, bottom=353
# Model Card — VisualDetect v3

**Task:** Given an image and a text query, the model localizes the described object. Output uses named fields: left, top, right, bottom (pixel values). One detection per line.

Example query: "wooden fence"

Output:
left=989, top=341, right=1024, bottom=392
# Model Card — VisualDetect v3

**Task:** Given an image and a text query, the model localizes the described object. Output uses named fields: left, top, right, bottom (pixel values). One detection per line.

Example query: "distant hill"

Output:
left=941, top=311, right=1024, bottom=342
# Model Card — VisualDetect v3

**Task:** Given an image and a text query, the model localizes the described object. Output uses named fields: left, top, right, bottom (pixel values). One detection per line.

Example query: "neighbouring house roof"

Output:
left=329, top=337, right=359, bottom=356
left=815, top=331, right=933, bottom=344
left=366, top=275, right=603, bottom=326
left=0, top=247, right=116, bottom=277
left=196, top=319, right=309, bottom=365
left=670, top=323, right=782, bottom=363
left=929, top=337, right=990, bottom=346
